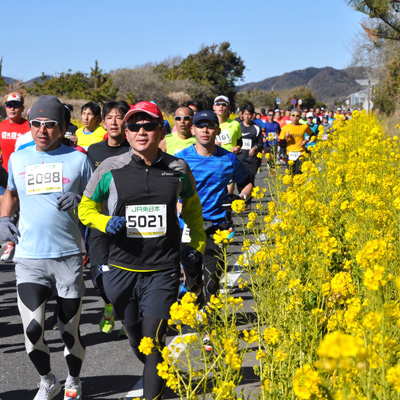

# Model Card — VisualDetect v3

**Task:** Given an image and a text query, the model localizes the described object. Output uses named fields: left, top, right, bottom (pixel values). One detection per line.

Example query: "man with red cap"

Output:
left=0, top=91, right=30, bottom=262
left=78, top=101, right=205, bottom=400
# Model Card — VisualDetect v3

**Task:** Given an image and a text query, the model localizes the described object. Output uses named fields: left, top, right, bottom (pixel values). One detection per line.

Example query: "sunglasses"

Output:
left=268, top=114, right=274, bottom=117
left=194, top=123, right=218, bottom=129
left=30, top=119, right=59, bottom=128
left=126, top=122, right=161, bottom=132
left=291, top=114, right=301, bottom=118
left=174, top=116, right=192, bottom=121
left=214, top=102, right=229, bottom=107
left=6, top=102, right=23, bottom=109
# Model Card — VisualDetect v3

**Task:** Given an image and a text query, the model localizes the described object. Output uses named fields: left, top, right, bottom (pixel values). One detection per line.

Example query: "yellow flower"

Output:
left=386, top=364, right=400, bottom=392
left=263, top=327, right=279, bottom=345
left=317, top=331, right=366, bottom=361
left=169, top=292, right=200, bottom=328
left=138, top=336, right=154, bottom=355
left=274, top=350, right=287, bottom=362
left=293, top=364, right=321, bottom=399
left=213, top=229, right=233, bottom=246
left=231, top=199, right=246, bottom=213
left=364, top=265, right=385, bottom=291
left=242, top=329, right=258, bottom=343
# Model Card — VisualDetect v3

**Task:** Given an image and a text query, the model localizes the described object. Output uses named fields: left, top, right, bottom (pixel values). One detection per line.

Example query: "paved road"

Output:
left=0, top=168, right=272, bottom=400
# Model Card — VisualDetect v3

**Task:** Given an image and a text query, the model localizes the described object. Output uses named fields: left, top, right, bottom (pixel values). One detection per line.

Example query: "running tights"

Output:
left=17, top=283, right=85, bottom=377
left=124, top=317, right=168, bottom=400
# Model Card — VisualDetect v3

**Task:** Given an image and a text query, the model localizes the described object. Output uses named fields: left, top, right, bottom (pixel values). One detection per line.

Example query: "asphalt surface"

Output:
left=0, top=167, right=273, bottom=400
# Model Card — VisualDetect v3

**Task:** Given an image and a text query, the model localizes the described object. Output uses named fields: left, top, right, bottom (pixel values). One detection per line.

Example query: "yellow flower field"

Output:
left=140, top=110, right=400, bottom=399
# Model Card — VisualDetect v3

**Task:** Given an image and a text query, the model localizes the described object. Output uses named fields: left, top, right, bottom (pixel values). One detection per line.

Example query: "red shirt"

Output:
left=0, top=118, right=30, bottom=172
left=279, top=116, right=292, bottom=129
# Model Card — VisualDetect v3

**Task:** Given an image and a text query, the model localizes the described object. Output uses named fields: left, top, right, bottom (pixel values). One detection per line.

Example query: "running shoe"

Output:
left=118, top=325, right=127, bottom=338
left=99, top=303, right=114, bottom=334
left=34, top=375, right=61, bottom=400
left=1, top=243, right=15, bottom=262
left=125, top=375, right=143, bottom=400
left=64, top=379, right=82, bottom=399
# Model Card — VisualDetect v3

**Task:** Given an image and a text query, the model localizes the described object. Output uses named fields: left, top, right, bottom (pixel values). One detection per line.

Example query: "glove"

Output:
left=181, top=246, right=203, bottom=293
left=57, top=192, right=81, bottom=211
left=106, top=216, right=126, bottom=234
left=0, top=216, right=20, bottom=244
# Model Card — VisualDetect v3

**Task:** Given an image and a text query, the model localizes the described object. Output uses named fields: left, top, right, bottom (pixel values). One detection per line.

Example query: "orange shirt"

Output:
left=280, top=124, right=313, bottom=155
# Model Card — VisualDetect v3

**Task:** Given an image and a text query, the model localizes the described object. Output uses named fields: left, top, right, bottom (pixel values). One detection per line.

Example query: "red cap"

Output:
left=124, top=101, right=163, bottom=122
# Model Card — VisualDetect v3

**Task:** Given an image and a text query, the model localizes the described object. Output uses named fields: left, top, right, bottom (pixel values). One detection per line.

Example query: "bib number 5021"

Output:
left=125, top=204, right=167, bottom=238
left=127, top=214, right=163, bottom=228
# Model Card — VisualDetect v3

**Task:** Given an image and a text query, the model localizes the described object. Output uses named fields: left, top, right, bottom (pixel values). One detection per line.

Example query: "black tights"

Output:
left=124, top=317, right=168, bottom=400
left=17, top=283, right=85, bottom=377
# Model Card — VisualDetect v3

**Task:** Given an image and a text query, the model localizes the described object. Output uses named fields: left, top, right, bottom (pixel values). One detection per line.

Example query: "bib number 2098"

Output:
left=25, top=163, right=63, bottom=195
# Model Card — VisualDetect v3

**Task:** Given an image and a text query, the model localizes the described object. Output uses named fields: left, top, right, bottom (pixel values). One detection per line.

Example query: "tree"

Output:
left=347, top=0, right=400, bottom=40
left=89, top=60, right=118, bottom=103
left=157, top=42, right=245, bottom=108
left=283, top=87, right=317, bottom=109
left=0, top=57, right=6, bottom=94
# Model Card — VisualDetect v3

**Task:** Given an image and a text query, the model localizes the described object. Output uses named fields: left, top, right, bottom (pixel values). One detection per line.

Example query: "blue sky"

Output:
left=2, top=0, right=364, bottom=85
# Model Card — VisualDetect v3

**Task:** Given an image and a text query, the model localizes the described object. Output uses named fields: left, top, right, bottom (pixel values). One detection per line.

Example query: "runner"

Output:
left=213, top=95, right=242, bottom=153
left=279, top=108, right=313, bottom=175
left=86, top=100, right=131, bottom=335
left=176, top=110, right=253, bottom=305
left=0, top=91, right=30, bottom=262
left=160, top=106, right=196, bottom=155
left=73, top=102, right=106, bottom=150
left=237, top=105, right=263, bottom=208
left=0, top=95, right=93, bottom=400
left=78, top=101, right=206, bottom=400
left=264, top=109, right=281, bottom=164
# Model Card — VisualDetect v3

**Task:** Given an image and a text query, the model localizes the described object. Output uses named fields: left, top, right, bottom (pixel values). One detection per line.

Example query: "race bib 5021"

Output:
left=125, top=204, right=167, bottom=238
left=25, top=163, right=63, bottom=195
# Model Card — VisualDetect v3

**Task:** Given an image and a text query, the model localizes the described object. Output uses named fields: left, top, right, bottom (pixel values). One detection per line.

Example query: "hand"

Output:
left=285, top=132, right=290, bottom=139
left=181, top=246, right=203, bottom=293
left=106, top=216, right=126, bottom=234
left=69, top=134, right=78, bottom=144
left=57, top=192, right=81, bottom=211
left=231, top=146, right=240, bottom=154
left=249, top=147, right=256, bottom=157
left=0, top=216, right=20, bottom=244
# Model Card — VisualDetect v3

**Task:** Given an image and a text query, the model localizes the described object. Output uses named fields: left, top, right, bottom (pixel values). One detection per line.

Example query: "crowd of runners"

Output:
left=0, top=90, right=349, bottom=400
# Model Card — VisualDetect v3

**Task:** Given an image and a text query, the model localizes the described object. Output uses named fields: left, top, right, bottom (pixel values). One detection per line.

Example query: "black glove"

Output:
left=0, top=216, right=20, bottom=244
left=57, top=192, right=81, bottom=211
left=181, top=246, right=203, bottom=293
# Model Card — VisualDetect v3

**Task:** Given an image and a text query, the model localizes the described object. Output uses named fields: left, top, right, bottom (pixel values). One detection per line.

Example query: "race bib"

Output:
left=26, top=163, right=63, bottom=195
left=242, top=139, right=252, bottom=150
left=181, top=224, right=191, bottom=243
left=125, top=204, right=167, bottom=238
left=216, top=130, right=231, bottom=145
left=288, top=151, right=301, bottom=161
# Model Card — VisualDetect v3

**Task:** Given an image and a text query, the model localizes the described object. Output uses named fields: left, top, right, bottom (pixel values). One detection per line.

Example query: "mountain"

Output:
left=1, top=75, right=52, bottom=87
left=238, top=66, right=370, bottom=103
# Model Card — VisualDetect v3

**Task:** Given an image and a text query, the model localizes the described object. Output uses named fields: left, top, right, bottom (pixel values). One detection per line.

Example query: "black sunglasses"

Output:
left=194, top=123, right=218, bottom=129
left=126, top=122, right=161, bottom=132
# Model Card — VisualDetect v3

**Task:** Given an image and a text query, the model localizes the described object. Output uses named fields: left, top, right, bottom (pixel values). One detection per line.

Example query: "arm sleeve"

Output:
left=256, top=126, right=263, bottom=152
left=78, top=195, right=111, bottom=233
left=181, top=193, right=206, bottom=254
left=78, top=170, right=113, bottom=232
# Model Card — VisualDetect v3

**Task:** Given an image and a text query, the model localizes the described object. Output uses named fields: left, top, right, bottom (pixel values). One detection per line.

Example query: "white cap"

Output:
left=6, top=92, right=22, bottom=103
left=214, top=95, right=230, bottom=104
left=306, top=112, right=314, bottom=118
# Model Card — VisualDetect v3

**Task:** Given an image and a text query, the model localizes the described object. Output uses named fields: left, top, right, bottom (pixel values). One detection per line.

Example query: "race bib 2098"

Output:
left=25, top=163, right=63, bottom=195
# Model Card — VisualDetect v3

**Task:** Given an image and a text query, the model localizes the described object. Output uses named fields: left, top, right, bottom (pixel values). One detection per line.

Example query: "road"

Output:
left=0, top=167, right=272, bottom=400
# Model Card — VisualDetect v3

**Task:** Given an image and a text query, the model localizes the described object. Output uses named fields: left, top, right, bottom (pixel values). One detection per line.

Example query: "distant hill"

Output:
left=1, top=74, right=52, bottom=87
left=238, top=66, right=370, bottom=103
